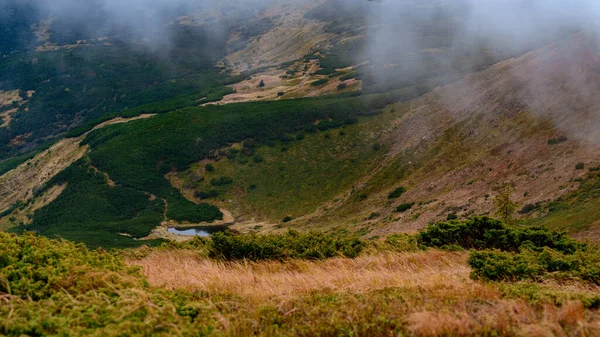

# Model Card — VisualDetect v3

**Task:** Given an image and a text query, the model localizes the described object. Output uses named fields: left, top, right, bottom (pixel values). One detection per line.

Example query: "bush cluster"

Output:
left=195, top=190, right=219, bottom=200
left=0, top=232, right=132, bottom=300
left=210, top=176, right=233, bottom=186
left=387, top=187, right=406, bottom=199
left=210, top=230, right=365, bottom=261
left=469, top=248, right=600, bottom=284
left=311, top=79, right=329, bottom=87
left=418, top=217, right=597, bottom=284
left=419, top=217, right=583, bottom=254
left=547, top=136, right=568, bottom=145
left=395, top=203, right=414, bottom=213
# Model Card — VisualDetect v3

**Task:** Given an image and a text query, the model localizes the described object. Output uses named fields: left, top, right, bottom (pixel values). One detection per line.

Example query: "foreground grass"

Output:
left=131, top=249, right=600, bottom=336
left=2, top=228, right=600, bottom=336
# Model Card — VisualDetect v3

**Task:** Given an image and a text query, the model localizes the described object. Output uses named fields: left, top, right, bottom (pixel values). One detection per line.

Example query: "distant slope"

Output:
left=5, top=34, right=600, bottom=245
left=173, top=33, right=600, bottom=240
left=0, top=90, right=412, bottom=247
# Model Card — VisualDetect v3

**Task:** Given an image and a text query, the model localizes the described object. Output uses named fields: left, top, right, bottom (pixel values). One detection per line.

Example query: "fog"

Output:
left=365, top=0, right=600, bottom=143
left=5, top=0, right=599, bottom=61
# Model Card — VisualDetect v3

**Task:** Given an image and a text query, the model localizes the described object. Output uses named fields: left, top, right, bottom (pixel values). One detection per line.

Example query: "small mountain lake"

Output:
left=167, top=225, right=229, bottom=237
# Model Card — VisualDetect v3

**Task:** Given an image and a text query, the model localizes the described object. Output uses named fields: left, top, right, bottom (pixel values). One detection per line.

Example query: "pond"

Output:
left=167, top=225, right=229, bottom=237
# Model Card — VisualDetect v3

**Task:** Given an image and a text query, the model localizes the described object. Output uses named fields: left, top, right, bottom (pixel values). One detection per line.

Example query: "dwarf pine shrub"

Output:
left=210, top=230, right=365, bottom=261
left=418, top=217, right=583, bottom=254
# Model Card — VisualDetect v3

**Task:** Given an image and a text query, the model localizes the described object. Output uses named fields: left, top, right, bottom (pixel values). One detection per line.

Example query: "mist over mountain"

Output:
left=0, top=0, right=598, bottom=164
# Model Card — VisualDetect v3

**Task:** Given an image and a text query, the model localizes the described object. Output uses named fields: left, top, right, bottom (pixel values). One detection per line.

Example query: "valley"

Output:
left=1, top=1, right=600, bottom=336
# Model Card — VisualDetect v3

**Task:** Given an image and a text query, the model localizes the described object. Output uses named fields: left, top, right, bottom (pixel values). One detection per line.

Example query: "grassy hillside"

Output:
left=5, top=34, right=600, bottom=248
left=173, top=106, right=397, bottom=222
left=174, top=34, right=600, bottom=240
left=2, top=219, right=600, bottom=336
left=3, top=90, right=420, bottom=247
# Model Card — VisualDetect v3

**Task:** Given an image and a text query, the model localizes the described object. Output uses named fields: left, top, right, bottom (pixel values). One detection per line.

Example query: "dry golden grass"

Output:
left=132, top=250, right=479, bottom=300
left=130, top=250, right=600, bottom=336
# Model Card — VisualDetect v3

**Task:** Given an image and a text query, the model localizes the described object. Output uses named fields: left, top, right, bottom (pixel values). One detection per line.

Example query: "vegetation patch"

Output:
left=388, top=187, right=406, bottom=199
left=419, top=217, right=598, bottom=285
left=419, top=217, right=583, bottom=253
left=2, top=226, right=600, bottom=336
left=311, top=78, right=329, bottom=87
left=211, top=230, right=365, bottom=261
left=547, top=136, right=568, bottom=145
left=532, top=170, right=600, bottom=233
left=65, top=91, right=416, bottom=233
left=469, top=247, right=600, bottom=283
left=22, top=159, right=167, bottom=248
left=395, top=203, right=414, bottom=213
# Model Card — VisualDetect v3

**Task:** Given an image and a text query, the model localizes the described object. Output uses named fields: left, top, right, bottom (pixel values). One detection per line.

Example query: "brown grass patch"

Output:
left=129, top=249, right=600, bottom=335
left=132, top=250, right=486, bottom=300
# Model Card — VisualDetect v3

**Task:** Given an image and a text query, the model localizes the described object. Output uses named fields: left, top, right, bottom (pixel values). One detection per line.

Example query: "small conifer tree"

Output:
left=494, top=185, right=519, bottom=225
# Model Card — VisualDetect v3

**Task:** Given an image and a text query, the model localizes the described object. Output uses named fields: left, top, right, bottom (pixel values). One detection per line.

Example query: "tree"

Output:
left=259, top=80, right=265, bottom=88
left=494, top=185, right=518, bottom=225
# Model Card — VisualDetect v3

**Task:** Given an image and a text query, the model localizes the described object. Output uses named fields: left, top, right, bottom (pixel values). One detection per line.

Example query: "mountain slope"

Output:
left=175, top=33, right=600, bottom=239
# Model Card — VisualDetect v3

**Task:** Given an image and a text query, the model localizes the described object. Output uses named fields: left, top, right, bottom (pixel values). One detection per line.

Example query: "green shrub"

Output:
left=395, top=203, right=414, bottom=213
left=447, top=213, right=458, bottom=220
left=340, top=72, right=357, bottom=81
left=418, top=217, right=584, bottom=254
left=387, top=187, right=406, bottom=199
left=279, top=134, right=295, bottom=142
left=205, top=163, right=215, bottom=172
left=282, top=216, right=293, bottom=223
left=368, top=212, right=379, bottom=220
left=547, top=136, right=568, bottom=145
left=469, top=249, right=544, bottom=282
left=317, top=119, right=343, bottom=131
left=576, top=162, right=585, bottom=170
left=337, top=83, right=347, bottom=90
left=195, top=190, right=220, bottom=200
left=304, top=124, right=318, bottom=133
left=210, top=230, right=365, bottom=261
left=469, top=247, right=600, bottom=284
left=519, top=203, right=537, bottom=214
left=315, top=68, right=336, bottom=76
left=210, top=176, right=233, bottom=186
left=311, top=79, right=329, bottom=87
left=0, top=232, right=132, bottom=300
left=0, top=233, right=217, bottom=336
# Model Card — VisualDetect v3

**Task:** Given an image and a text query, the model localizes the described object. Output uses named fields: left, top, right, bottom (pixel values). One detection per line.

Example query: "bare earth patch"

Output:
left=0, top=90, right=25, bottom=128
left=208, top=60, right=361, bottom=105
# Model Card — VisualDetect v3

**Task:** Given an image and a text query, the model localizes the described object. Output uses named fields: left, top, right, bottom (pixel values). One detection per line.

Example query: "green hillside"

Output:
left=7, top=90, right=419, bottom=247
